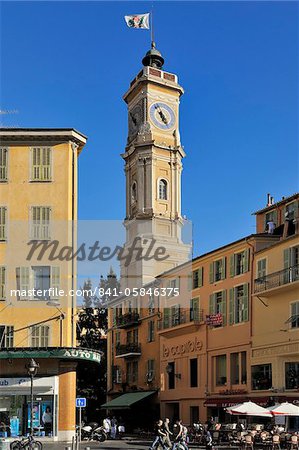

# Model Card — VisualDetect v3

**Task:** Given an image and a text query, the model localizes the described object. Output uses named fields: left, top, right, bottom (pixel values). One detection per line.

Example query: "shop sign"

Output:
left=0, top=377, right=55, bottom=389
left=0, top=347, right=102, bottom=364
left=163, top=337, right=203, bottom=357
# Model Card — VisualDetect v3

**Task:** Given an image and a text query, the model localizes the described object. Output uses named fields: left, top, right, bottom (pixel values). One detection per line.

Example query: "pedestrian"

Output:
left=150, top=419, right=169, bottom=450
left=204, top=429, right=213, bottom=450
left=163, top=418, right=173, bottom=448
left=118, top=417, right=125, bottom=439
left=111, top=416, right=118, bottom=439
left=103, top=416, right=111, bottom=438
left=172, top=420, right=188, bottom=450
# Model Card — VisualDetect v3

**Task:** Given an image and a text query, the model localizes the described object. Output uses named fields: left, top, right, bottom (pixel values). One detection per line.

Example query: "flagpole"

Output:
left=151, top=8, right=154, bottom=46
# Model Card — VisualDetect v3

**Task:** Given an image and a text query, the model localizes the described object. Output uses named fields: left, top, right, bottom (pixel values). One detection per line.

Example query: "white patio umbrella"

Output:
left=267, top=402, right=299, bottom=432
left=226, top=401, right=272, bottom=417
left=268, top=402, right=299, bottom=416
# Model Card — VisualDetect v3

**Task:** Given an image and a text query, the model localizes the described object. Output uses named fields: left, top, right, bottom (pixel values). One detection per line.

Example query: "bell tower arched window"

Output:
left=158, top=179, right=168, bottom=200
left=131, top=181, right=137, bottom=203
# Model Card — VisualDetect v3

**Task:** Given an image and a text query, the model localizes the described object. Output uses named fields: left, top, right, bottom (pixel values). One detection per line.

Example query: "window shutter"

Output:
left=42, top=148, right=51, bottom=180
left=17, top=267, right=30, bottom=299
left=199, top=267, right=203, bottom=287
left=187, top=273, right=192, bottom=291
left=0, top=148, right=8, bottom=181
left=244, top=249, right=250, bottom=273
left=32, top=148, right=41, bottom=180
left=209, top=294, right=215, bottom=314
left=222, top=290, right=227, bottom=325
left=164, top=307, right=170, bottom=328
left=0, top=266, right=5, bottom=299
left=51, top=266, right=60, bottom=298
left=294, top=201, right=299, bottom=220
left=243, top=283, right=249, bottom=322
left=273, top=210, right=278, bottom=226
left=0, top=207, right=7, bottom=241
left=221, top=257, right=226, bottom=280
left=229, top=288, right=234, bottom=325
left=209, top=263, right=214, bottom=284
left=230, top=255, right=235, bottom=278
left=284, top=249, right=290, bottom=269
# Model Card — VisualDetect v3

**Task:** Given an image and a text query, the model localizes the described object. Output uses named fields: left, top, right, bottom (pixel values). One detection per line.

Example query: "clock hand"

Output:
left=155, top=104, right=168, bottom=124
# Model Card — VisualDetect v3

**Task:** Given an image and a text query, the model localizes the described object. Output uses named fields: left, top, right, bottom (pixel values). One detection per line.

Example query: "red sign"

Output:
left=206, top=313, right=223, bottom=326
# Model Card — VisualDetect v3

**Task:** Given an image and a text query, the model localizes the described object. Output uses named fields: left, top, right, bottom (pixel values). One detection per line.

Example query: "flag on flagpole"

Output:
left=124, top=13, right=150, bottom=29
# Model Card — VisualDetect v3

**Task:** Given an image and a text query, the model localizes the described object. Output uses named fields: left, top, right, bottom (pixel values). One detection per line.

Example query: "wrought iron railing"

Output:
left=114, top=312, right=140, bottom=328
left=157, top=309, right=204, bottom=331
left=254, top=264, right=299, bottom=294
left=115, top=343, right=141, bottom=356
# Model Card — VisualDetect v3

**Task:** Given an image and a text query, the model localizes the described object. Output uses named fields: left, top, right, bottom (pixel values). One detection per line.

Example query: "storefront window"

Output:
left=0, top=395, right=54, bottom=437
left=285, top=362, right=299, bottom=389
left=251, top=364, right=272, bottom=390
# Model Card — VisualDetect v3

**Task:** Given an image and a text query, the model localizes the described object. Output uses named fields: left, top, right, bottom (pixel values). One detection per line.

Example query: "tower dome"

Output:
left=142, top=42, right=164, bottom=69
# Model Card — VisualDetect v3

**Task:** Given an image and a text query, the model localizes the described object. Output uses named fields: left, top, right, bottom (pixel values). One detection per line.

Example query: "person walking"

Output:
left=150, top=419, right=169, bottom=450
left=163, top=418, right=173, bottom=448
left=103, top=416, right=111, bottom=438
left=172, top=420, right=188, bottom=450
left=110, top=416, right=118, bottom=439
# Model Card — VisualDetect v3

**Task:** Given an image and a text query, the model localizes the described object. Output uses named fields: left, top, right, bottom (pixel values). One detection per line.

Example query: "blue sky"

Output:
left=1, top=1, right=298, bottom=259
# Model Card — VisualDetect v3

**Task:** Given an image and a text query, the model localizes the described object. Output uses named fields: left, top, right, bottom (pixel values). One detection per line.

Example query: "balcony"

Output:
left=157, top=309, right=204, bottom=337
left=115, top=343, right=141, bottom=358
left=254, top=264, right=299, bottom=295
left=114, top=312, right=140, bottom=329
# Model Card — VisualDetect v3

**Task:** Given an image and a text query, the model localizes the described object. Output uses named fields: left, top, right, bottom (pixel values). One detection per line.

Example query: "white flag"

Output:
left=124, top=13, right=150, bottom=29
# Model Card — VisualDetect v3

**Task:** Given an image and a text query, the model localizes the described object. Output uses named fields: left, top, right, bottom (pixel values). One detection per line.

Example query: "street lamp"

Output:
left=46, top=300, right=65, bottom=346
left=26, top=358, right=39, bottom=436
left=166, top=363, right=181, bottom=380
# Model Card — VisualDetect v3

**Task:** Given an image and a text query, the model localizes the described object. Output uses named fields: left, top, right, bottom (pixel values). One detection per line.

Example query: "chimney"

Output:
left=267, top=193, right=272, bottom=206
left=271, top=196, right=274, bottom=205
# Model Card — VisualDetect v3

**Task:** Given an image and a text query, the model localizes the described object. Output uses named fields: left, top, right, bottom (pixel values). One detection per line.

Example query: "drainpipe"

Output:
left=71, top=142, right=78, bottom=348
left=246, top=238, right=255, bottom=340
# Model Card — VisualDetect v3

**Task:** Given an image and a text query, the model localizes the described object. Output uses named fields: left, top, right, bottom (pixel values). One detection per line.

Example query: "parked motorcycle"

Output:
left=79, top=422, right=107, bottom=442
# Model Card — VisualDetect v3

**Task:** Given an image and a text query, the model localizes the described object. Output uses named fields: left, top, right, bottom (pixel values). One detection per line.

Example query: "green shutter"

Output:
left=273, top=210, right=278, bottom=226
left=284, top=248, right=290, bottom=269
left=244, top=249, right=250, bottom=273
left=230, top=255, right=235, bottom=278
left=209, top=263, right=214, bottom=284
left=199, top=267, right=203, bottom=287
left=229, top=288, right=234, bottom=325
left=209, top=294, right=215, bottom=314
left=294, top=201, right=298, bottom=221
left=187, top=273, right=192, bottom=291
left=222, top=290, right=227, bottom=326
left=164, top=307, right=170, bottom=328
left=243, top=283, right=249, bottom=322
left=221, top=257, right=226, bottom=280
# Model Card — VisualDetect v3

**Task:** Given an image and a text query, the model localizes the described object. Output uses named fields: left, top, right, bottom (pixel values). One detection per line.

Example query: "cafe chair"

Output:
left=288, top=435, right=299, bottom=450
left=272, top=434, right=281, bottom=450
left=244, top=434, right=254, bottom=450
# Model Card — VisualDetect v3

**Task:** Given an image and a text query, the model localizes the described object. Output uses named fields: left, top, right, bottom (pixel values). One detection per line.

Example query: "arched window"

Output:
left=131, top=181, right=137, bottom=203
left=158, top=179, right=168, bottom=200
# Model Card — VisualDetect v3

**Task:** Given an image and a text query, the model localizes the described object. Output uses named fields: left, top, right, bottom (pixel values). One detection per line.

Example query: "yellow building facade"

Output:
left=0, top=129, right=102, bottom=441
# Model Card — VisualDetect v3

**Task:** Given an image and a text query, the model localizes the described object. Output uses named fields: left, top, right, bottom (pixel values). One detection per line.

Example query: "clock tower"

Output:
left=121, top=43, right=191, bottom=288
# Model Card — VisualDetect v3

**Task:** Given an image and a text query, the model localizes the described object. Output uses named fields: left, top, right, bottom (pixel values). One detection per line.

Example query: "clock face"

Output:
left=149, top=102, right=175, bottom=130
left=129, top=104, right=142, bottom=135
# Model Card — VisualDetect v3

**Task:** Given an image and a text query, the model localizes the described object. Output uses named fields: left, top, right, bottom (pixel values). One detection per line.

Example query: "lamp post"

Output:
left=26, top=358, right=39, bottom=436
left=46, top=300, right=65, bottom=346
